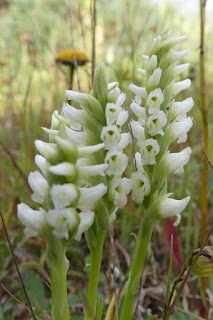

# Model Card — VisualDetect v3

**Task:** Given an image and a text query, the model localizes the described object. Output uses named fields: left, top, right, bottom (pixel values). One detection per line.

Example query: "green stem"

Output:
left=46, top=237, right=71, bottom=320
left=85, top=232, right=105, bottom=320
left=120, top=210, right=156, bottom=320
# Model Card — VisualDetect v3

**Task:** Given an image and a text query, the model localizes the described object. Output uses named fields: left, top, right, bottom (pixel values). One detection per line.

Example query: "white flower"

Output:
left=117, top=133, right=132, bottom=150
left=62, top=102, right=86, bottom=126
left=146, top=111, right=167, bottom=136
left=105, top=103, right=122, bottom=126
left=157, top=194, right=190, bottom=226
left=130, top=120, right=145, bottom=142
left=47, top=208, right=79, bottom=240
left=129, top=84, right=147, bottom=99
left=130, top=101, right=147, bottom=125
left=78, top=183, right=107, bottom=210
left=147, top=88, right=164, bottom=114
left=18, top=203, right=46, bottom=236
left=109, top=178, right=132, bottom=208
left=35, top=155, right=50, bottom=178
left=131, top=172, right=151, bottom=203
left=28, top=171, right=49, bottom=204
left=166, top=147, right=192, bottom=175
left=134, top=152, right=144, bottom=172
left=78, top=143, right=104, bottom=156
left=167, top=117, right=193, bottom=144
left=170, top=97, right=194, bottom=121
left=140, top=139, right=160, bottom=165
left=105, top=151, right=128, bottom=176
left=74, top=211, right=95, bottom=241
left=35, top=140, right=58, bottom=162
left=116, top=110, right=129, bottom=127
left=173, top=79, right=191, bottom=96
left=78, top=164, right=108, bottom=179
left=101, top=125, right=121, bottom=149
left=175, top=63, right=189, bottom=76
left=50, top=184, right=78, bottom=209
left=65, top=126, right=88, bottom=146
left=49, top=162, right=77, bottom=178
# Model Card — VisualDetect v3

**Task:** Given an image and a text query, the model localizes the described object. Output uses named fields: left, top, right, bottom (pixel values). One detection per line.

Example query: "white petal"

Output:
left=35, top=140, right=58, bottom=162
left=78, top=183, right=107, bottom=210
left=78, top=164, right=108, bottom=179
left=134, top=152, right=144, bottom=172
left=170, top=97, right=194, bottom=121
left=49, top=162, right=77, bottom=177
left=78, top=143, right=104, bottom=156
left=130, top=120, right=145, bottom=142
left=18, top=203, right=46, bottom=235
left=74, top=211, right=95, bottom=241
left=158, top=195, right=190, bottom=226
left=109, top=178, right=132, bottom=208
left=175, top=63, right=189, bottom=76
left=137, top=68, right=146, bottom=76
left=105, top=151, right=128, bottom=176
left=108, top=82, right=118, bottom=91
left=131, top=171, right=151, bottom=203
left=130, top=101, right=147, bottom=125
left=146, top=55, right=158, bottom=74
left=65, top=126, right=87, bottom=145
left=47, top=208, right=78, bottom=240
left=62, top=102, right=85, bottom=125
left=35, top=155, right=50, bottom=178
left=101, top=125, right=121, bottom=150
left=146, top=111, right=167, bottom=136
left=168, top=117, right=193, bottom=144
left=147, top=88, right=164, bottom=114
left=116, top=110, right=129, bottom=126
left=147, top=68, right=162, bottom=91
left=129, top=84, right=147, bottom=98
left=50, top=184, right=78, bottom=209
left=42, top=127, right=59, bottom=136
left=116, top=92, right=126, bottom=107
left=142, top=55, right=149, bottom=60
left=173, top=79, right=191, bottom=96
left=28, top=171, right=49, bottom=204
left=117, top=132, right=132, bottom=150
left=105, top=103, right=122, bottom=125
left=140, top=139, right=160, bottom=165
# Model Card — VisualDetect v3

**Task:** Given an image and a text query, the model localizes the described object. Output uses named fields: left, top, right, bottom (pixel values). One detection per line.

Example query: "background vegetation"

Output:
left=0, top=0, right=213, bottom=319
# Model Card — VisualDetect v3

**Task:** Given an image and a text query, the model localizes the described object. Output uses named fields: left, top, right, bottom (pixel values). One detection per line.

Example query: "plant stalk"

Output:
left=120, top=210, right=156, bottom=320
left=200, top=0, right=209, bottom=317
left=46, top=237, right=71, bottom=320
left=85, top=232, right=105, bottom=320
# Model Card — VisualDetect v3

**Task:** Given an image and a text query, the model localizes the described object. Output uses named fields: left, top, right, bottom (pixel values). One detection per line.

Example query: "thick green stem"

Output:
left=46, top=237, right=71, bottom=320
left=85, top=232, right=105, bottom=320
left=120, top=210, right=156, bottom=320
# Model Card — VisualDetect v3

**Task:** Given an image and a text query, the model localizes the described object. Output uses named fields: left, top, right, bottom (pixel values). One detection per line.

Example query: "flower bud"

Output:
left=192, top=246, right=213, bottom=277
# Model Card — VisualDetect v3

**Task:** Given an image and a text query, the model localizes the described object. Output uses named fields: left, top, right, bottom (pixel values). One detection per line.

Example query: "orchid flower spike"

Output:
left=130, top=26, right=193, bottom=225
left=18, top=63, right=131, bottom=241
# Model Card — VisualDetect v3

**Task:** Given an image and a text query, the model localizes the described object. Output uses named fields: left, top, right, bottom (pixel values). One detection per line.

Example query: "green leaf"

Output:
left=24, top=270, right=46, bottom=308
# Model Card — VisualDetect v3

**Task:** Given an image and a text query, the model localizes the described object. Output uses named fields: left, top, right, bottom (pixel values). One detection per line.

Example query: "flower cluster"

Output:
left=130, top=26, right=193, bottom=225
left=100, top=82, right=132, bottom=211
left=18, top=64, right=131, bottom=240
